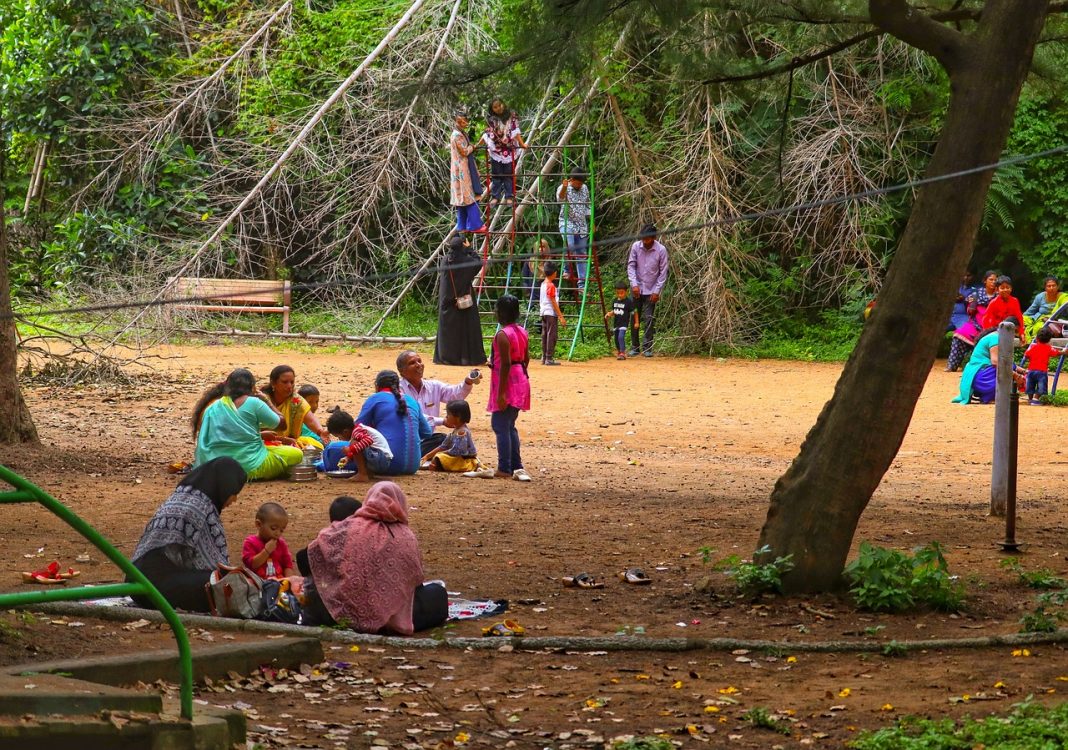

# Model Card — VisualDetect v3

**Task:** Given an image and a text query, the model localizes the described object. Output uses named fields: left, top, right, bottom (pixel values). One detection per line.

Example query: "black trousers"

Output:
left=301, top=579, right=449, bottom=632
left=420, top=432, right=446, bottom=457
left=128, top=548, right=213, bottom=613
left=631, top=295, right=657, bottom=353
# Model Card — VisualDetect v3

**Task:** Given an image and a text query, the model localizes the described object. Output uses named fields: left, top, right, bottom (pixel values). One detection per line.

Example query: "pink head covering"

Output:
left=307, top=481, right=424, bottom=634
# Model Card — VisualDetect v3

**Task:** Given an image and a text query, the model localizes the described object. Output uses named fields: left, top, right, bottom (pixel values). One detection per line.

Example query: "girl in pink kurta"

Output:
left=487, top=294, right=532, bottom=481
left=449, top=111, right=485, bottom=235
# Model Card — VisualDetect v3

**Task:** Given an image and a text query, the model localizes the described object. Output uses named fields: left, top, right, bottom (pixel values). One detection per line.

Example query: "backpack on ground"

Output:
left=260, top=578, right=302, bottom=624
left=205, top=564, right=265, bottom=619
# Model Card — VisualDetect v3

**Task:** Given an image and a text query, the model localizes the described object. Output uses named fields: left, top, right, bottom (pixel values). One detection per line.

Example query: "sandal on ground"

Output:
left=619, top=567, right=651, bottom=585
left=463, top=467, right=497, bottom=479
left=21, top=561, right=78, bottom=585
left=512, top=468, right=532, bottom=482
left=482, top=619, right=525, bottom=637
left=562, top=572, right=605, bottom=589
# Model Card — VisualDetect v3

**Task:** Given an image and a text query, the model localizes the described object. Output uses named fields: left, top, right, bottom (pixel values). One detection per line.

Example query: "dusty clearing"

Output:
left=3, top=342, right=1068, bottom=748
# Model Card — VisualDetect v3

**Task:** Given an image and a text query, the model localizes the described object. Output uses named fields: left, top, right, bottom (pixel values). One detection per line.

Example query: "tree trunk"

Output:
left=758, top=0, right=1048, bottom=592
left=0, top=124, right=40, bottom=444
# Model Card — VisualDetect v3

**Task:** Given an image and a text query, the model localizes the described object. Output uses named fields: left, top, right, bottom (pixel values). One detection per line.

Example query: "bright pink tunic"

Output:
left=487, top=323, right=531, bottom=412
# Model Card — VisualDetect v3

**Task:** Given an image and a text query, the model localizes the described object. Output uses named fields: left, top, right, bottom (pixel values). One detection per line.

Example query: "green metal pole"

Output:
left=567, top=144, right=595, bottom=359
left=0, top=465, right=196, bottom=720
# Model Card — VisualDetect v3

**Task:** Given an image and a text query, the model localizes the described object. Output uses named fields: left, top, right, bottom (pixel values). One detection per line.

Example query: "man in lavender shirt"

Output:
left=397, top=350, right=481, bottom=454
left=626, top=224, right=670, bottom=357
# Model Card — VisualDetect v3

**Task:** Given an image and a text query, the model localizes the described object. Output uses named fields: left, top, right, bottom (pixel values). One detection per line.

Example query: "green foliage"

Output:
left=1020, top=589, right=1068, bottom=633
left=742, top=706, right=791, bottom=735
left=881, top=641, right=906, bottom=657
left=994, top=89, right=1068, bottom=282
left=611, top=737, right=673, bottom=750
left=1019, top=605, right=1061, bottom=633
left=237, top=0, right=409, bottom=139
left=716, top=545, right=794, bottom=598
left=1000, top=558, right=1067, bottom=590
left=851, top=698, right=1068, bottom=749
left=1039, top=390, right=1068, bottom=407
left=0, top=0, right=158, bottom=140
left=844, top=542, right=964, bottom=613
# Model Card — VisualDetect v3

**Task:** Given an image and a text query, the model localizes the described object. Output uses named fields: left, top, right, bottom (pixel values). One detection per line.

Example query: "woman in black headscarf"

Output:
left=127, top=457, right=247, bottom=612
left=434, top=235, right=487, bottom=366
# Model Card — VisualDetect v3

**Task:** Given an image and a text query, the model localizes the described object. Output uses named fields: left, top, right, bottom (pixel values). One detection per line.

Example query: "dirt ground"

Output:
left=4, top=341, right=1068, bottom=748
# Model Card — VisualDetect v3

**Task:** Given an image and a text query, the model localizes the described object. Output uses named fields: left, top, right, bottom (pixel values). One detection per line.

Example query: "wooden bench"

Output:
left=166, top=277, right=292, bottom=333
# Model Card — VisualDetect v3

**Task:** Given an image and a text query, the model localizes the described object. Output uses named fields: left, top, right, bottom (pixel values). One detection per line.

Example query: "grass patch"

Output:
left=851, top=698, right=1068, bottom=748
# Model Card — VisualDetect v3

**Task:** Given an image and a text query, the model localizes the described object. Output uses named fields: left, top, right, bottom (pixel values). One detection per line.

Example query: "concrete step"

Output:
left=0, top=672, right=161, bottom=716
left=0, top=706, right=236, bottom=750
left=5, top=636, right=323, bottom=687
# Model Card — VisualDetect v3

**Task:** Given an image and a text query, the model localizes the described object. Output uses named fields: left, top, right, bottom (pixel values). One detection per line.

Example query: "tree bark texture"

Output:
left=758, top=0, right=1049, bottom=592
left=0, top=127, right=40, bottom=444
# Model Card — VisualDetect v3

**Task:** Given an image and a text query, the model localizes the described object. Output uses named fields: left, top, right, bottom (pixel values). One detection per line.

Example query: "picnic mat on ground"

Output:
left=84, top=593, right=509, bottom=622
left=447, top=597, right=508, bottom=621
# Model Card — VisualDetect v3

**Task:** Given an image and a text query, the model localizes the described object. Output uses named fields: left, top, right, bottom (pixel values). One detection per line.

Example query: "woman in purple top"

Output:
left=487, top=294, right=532, bottom=482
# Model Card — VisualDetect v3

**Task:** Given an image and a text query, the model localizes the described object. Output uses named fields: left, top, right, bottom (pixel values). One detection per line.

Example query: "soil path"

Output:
left=4, top=343, right=1067, bottom=747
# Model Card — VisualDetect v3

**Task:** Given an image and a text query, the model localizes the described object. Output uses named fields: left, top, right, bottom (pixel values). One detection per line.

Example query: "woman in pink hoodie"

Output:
left=303, top=481, right=447, bottom=634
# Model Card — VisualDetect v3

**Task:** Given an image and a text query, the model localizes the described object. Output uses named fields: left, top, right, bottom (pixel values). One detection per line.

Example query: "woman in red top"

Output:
left=982, top=275, right=1028, bottom=345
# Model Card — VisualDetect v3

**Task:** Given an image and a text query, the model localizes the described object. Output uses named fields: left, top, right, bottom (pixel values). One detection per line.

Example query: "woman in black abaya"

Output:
left=434, top=236, right=486, bottom=366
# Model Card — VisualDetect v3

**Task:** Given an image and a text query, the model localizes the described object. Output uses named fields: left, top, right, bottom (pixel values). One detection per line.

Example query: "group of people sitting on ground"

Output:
left=128, top=294, right=543, bottom=631
left=948, top=271, right=1068, bottom=371
left=189, top=302, right=533, bottom=483
left=129, top=458, right=447, bottom=634
left=950, top=272, right=1068, bottom=405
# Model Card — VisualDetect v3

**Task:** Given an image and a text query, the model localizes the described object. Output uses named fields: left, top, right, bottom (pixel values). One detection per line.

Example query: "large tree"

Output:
left=758, top=0, right=1050, bottom=590
left=0, top=114, right=39, bottom=444
left=500, top=0, right=1057, bottom=590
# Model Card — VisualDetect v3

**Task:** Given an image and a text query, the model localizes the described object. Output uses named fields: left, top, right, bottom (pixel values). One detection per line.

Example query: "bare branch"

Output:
left=703, top=29, right=880, bottom=85
left=869, top=0, right=967, bottom=71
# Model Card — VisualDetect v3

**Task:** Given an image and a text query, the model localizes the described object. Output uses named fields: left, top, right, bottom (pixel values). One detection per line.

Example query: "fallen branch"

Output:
left=77, top=1, right=295, bottom=201
left=104, top=0, right=430, bottom=344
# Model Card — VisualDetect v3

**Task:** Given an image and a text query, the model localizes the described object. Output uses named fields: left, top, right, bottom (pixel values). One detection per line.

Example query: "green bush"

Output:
left=742, top=706, right=791, bottom=735
left=716, top=545, right=795, bottom=598
left=844, top=542, right=964, bottom=613
left=1000, top=558, right=1067, bottom=589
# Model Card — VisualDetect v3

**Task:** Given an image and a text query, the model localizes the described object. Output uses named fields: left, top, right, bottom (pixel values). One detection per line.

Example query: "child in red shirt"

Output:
left=982, top=275, right=1028, bottom=345
left=242, top=502, right=296, bottom=579
left=1022, top=327, right=1066, bottom=405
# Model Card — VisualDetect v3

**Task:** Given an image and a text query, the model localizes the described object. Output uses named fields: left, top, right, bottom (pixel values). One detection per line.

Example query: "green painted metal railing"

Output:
left=0, top=464, right=194, bottom=719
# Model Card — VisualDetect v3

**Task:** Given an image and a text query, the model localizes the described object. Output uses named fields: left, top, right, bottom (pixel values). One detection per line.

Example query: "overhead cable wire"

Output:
left=6, top=143, right=1068, bottom=323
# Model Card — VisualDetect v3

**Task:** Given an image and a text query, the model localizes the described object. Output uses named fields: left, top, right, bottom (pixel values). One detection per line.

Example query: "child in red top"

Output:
left=982, top=276, right=1028, bottom=344
left=242, top=502, right=296, bottom=579
left=1021, top=327, right=1066, bottom=404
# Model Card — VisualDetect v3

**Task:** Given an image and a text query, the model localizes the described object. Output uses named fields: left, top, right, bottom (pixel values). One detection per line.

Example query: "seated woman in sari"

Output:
left=128, top=457, right=245, bottom=612
left=261, top=365, right=330, bottom=450
left=301, top=481, right=448, bottom=634
left=1023, top=276, right=1068, bottom=341
left=952, top=325, right=1010, bottom=405
left=948, top=270, right=977, bottom=331
left=193, top=368, right=303, bottom=480
left=947, top=269, right=998, bottom=372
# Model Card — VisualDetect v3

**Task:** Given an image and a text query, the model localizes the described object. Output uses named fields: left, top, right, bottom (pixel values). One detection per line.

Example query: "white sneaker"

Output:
left=512, top=468, right=532, bottom=482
